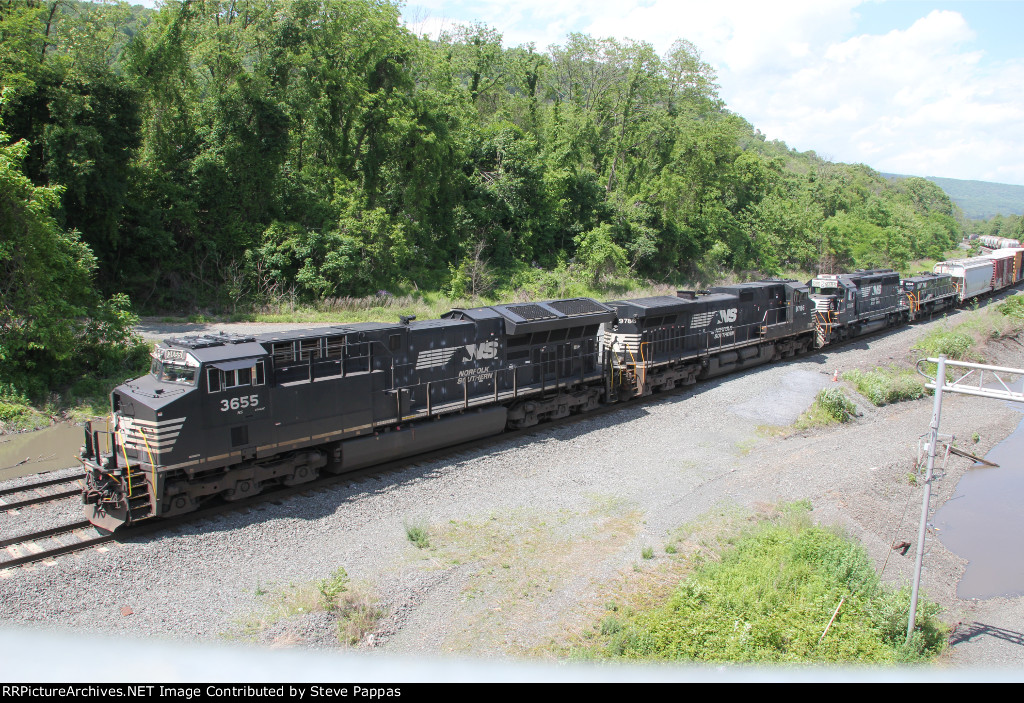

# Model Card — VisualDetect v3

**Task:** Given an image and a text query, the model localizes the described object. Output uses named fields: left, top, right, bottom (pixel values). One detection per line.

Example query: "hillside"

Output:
left=884, top=173, right=1024, bottom=220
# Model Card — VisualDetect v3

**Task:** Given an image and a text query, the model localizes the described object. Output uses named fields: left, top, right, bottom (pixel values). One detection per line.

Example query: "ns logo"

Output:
left=464, top=340, right=498, bottom=361
left=719, top=308, right=737, bottom=323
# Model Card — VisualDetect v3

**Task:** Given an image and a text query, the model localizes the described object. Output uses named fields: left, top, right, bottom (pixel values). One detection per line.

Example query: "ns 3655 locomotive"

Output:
left=80, top=253, right=1024, bottom=531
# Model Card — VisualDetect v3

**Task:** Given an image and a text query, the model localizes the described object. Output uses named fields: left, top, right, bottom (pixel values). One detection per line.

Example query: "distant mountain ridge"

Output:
left=882, top=173, right=1024, bottom=220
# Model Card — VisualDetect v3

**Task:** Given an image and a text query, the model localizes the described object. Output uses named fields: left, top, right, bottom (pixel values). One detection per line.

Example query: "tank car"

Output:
left=977, top=236, right=1021, bottom=251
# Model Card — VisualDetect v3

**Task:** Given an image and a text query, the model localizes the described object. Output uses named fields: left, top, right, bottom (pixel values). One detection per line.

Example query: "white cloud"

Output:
left=730, top=9, right=1024, bottom=184
left=402, top=1, right=1024, bottom=185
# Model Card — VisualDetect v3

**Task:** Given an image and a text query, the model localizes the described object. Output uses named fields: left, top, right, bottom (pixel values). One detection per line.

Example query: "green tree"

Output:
left=0, top=94, right=144, bottom=394
left=574, top=222, right=627, bottom=285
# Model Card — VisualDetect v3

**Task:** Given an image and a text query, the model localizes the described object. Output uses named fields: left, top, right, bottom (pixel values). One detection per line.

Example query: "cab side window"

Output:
left=207, top=361, right=265, bottom=392
left=207, top=368, right=221, bottom=392
left=224, top=368, right=252, bottom=389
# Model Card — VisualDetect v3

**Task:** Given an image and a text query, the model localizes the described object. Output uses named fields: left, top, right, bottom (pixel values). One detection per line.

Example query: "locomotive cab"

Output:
left=81, top=334, right=267, bottom=531
left=808, top=275, right=850, bottom=314
left=808, top=270, right=902, bottom=346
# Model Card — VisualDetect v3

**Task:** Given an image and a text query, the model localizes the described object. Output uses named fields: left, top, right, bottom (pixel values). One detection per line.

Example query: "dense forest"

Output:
left=0, top=0, right=974, bottom=394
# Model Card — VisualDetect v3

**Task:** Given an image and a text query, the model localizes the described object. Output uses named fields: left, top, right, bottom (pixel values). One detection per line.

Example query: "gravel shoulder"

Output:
left=2, top=305, right=1023, bottom=676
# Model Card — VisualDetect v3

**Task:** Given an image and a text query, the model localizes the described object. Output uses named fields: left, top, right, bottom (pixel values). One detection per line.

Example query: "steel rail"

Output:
left=0, top=488, right=83, bottom=511
left=0, top=521, right=110, bottom=570
left=0, top=520, right=94, bottom=549
left=0, top=474, right=84, bottom=499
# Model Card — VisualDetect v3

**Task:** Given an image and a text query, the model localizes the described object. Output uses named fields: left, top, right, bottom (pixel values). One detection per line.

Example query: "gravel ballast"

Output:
left=2, top=306, right=1023, bottom=675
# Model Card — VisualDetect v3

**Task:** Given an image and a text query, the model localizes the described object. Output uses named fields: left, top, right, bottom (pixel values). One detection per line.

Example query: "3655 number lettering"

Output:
left=220, top=394, right=259, bottom=412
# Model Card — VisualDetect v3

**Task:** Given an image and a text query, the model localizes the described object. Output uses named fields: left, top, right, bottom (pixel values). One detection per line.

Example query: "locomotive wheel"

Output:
left=223, top=479, right=262, bottom=502
left=282, top=464, right=320, bottom=486
left=163, top=493, right=200, bottom=517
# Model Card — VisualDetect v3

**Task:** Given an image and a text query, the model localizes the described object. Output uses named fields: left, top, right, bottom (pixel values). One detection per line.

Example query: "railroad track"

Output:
left=0, top=473, right=85, bottom=511
left=2, top=299, right=999, bottom=572
left=0, top=520, right=113, bottom=571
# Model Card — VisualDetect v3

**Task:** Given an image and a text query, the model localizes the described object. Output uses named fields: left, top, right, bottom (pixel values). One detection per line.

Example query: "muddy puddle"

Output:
left=0, top=423, right=92, bottom=483
left=934, top=408, right=1024, bottom=600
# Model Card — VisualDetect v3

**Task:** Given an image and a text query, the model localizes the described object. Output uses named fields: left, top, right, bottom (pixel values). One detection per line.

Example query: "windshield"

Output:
left=150, top=357, right=198, bottom=385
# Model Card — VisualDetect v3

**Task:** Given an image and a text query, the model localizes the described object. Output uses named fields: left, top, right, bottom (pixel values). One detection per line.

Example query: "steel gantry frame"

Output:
left=908, top=355, right=1024, bottom=642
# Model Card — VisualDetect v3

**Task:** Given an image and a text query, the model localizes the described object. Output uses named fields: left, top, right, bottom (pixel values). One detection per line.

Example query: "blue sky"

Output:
left=134, top=1, right=1024, bottom=185
left=402, top=0, right=1024, bottom=186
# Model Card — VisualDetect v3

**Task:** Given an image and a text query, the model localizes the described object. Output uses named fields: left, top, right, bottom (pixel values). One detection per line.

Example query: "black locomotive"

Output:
left=81, top=298, right=615, bottom=530
left=80, top=257, right=1017, bottom=531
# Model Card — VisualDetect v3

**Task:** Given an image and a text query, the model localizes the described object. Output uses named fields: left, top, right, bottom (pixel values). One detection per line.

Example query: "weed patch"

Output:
left=794, top=388, right=858, bottom=429
left=569, top=504, right=946, bottom=664
left=235, top=567, right=384, bottom=647
left=843, top=367, right=926, bottom=406
left=405, top=523, right=431, bottom=549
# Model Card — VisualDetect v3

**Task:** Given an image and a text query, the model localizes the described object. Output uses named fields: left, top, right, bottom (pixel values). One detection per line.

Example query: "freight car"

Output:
left=978, top=235, right=1021, bottom=251
left=933, top=257, right=995, bottom=302
left=80, top=259, right=1022, bottom=531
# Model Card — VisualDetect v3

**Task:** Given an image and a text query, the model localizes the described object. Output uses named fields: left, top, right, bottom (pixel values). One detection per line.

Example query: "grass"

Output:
left=563, top=502, right=947, bottom=664
left=826, top=297, right=1024, bottom=411
left=843, top=367, right=927, bottom=406
left=235, top=567, right=385, bottom=646
left=0, top=352, right=152, bottom=435
left=0, top=385, right=52, bottom=432
left=149, top=264, right=832, bottom=328
left=910, top=301, right=1024, bottom=380
left=916, top=295, right=1024, bottom=362
left=405, top=523, right=431, bottom=549
left=794, top=387, right=858, bottom=429
left=151, top=268, right=684, bottom=326
left=422, top=500, right=643, bottom=653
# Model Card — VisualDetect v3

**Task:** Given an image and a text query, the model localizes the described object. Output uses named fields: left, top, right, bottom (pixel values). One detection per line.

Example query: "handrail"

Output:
left=139, top=426, right=158, bottom=505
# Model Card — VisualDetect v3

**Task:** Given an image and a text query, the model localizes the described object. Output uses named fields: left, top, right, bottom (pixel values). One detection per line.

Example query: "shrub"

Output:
left=915, top=329, right=974, bottom=361
left=599, top=513, right=947, bottom=663
left=843, top=368, right=926, bottom=406
left=997, top=295, right=1024, bottom=321
left=794, top=387, right=858, bottom=428
left=816, top=387, right=857, bottom=422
